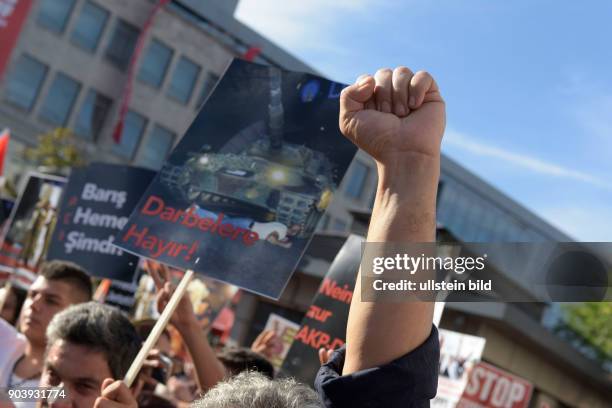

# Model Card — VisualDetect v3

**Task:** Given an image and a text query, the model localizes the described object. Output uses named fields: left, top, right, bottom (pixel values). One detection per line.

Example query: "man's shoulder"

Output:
left=315, top=325, right=440, bottom=408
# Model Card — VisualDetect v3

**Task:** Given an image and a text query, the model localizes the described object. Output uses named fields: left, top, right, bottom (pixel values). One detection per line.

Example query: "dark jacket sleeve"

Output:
left=314, top=325, right=440, bottom=408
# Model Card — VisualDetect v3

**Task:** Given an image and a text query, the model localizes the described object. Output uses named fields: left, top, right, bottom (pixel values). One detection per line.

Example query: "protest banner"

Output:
left=133, top=263, right=237, bottom=332
left=263, top=313, right=301, bottom=370
left=116, top=59, right=357, bottom=298
left=95, top=277, right=142, bottom=314
left=457, top=362, right=533, bottom=408
left=187, top=275, right=237, bottom=329
left=0, top=172, right=66, bottom=282
left=0, top=197, right=14, bottom=281
left=433, top=329, right=487, bottom=408
left=280, top=234, right=363, bottom=384
left=47, top=163, right=155, bottom=282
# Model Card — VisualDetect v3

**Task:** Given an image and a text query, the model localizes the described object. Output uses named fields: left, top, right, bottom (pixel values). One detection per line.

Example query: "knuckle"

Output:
left=395, top=66, right=413, bottom=75
left=416, top=70, right=432, bottom=80
left=375, top=68, right=392, bottom=77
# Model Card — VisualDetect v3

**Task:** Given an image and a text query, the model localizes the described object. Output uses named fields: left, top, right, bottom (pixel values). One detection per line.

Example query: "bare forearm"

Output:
left=343, top=154, right=439, bottom=374
left=177, top=321, right=226, bottom=393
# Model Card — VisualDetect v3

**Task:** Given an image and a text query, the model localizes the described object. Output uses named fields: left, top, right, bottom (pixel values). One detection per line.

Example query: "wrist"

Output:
left=375, top=152, right=439, bottom=204
left=369, top=153, right=439, bottom=241
left=175, top=316, right=200, bottom=333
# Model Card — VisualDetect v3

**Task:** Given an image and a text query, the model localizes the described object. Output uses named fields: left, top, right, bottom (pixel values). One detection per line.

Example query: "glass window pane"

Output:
left=137, top=124, right=175, bottom=169
left=4, top=55, right=48, bottom=111
left=70, top=1, right=109, bottom=52
left=195, top=72, right=219, bottom=109
left=113, top=110, right=146, bottom=158
left=167, top=56, right=200, bottom=104
left=39, top=72, right=81, bottom=125
left=105, top=19, right=140, bottom=71
left=37, top=0, right=76, bottom=33
left=331, top=218, right=348, bottom=232
left=74, top=90, right=112, bottom=140
left=138, top=39, right=173, bottom=88
left=345, top=161, right=369, bottom=199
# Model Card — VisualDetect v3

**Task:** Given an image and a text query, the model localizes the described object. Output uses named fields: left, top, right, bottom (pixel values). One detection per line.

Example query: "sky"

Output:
left=236, top=0, right=612, bottom=242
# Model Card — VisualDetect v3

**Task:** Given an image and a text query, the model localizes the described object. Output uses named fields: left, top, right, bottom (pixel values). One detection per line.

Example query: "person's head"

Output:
left=194, top=371, right=323, bottom=408
left=40, top=302, right=140, bottom=408
left=217, top=347, right=275, bottom=379
left=0, top=284, right=27, bottom=326
left=19, top=260, right=92, bottom=347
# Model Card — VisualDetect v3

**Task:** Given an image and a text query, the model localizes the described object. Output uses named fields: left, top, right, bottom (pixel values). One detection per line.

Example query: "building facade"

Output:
left=0, top=1, right=609, bottom=406
left=0, top=0, right=313, bottom=177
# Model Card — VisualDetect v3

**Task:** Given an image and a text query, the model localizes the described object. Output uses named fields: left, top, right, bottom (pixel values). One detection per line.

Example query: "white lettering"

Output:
left=81, top=183, right=127, bottom=209
left=64, top=231, right=124, bottom=256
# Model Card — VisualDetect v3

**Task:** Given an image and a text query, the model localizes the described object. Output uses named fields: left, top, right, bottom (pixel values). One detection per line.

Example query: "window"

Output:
left=138, top=39, right=173, bottom=88
left=113, top=110, right=147, bottom=158
left=70, top=1, right=109, bottom=52
left=331, top=218, right=348, bottom=232
left=167, top=56, right=200, bottom=104
left=38, top=72, right=81, bottom=125
left=105, top=19, right=140, bottom=71
left=195, top=72, right=219, bottom=108
left=137, top=124, right=175, bottom=169
left=345, top=161, right=369, bottom=199
left=4, top=55, right=48, bottom=111
left=36, top=0, right=76, bottom=33
left=74, top=90, right=112, bottom=140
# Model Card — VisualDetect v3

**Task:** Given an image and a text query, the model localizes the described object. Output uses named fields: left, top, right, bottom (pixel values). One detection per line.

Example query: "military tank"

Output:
left=160, top=66, right=335, bottom=238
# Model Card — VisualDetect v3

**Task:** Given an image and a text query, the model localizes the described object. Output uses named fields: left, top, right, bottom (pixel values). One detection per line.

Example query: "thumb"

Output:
left=340, top=76, right=375, bottom=114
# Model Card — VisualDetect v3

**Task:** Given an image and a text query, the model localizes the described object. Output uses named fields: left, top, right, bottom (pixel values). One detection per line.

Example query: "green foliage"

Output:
left=24, top=128, right=85, bottom=173
left=561, top=302, right=612, bottom=360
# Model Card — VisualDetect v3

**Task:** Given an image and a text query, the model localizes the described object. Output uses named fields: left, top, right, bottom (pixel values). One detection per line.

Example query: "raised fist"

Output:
left=339, top=67, right=445, bottom=163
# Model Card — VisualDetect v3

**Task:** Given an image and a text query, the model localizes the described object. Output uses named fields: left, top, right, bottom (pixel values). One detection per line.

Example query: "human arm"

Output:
left=339, top=67, right=445, bottom=374
left=147, top=261, right=227, bottom=393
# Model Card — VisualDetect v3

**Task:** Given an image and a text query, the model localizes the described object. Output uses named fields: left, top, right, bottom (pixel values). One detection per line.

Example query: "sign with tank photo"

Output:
left=46, top=163, right=155, bottom=282
left=116, top=59, right=358, bottom=298
left=0, top=172, right=66, bottom=282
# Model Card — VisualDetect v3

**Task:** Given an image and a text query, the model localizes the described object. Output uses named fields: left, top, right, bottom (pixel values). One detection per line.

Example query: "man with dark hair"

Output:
left=35, top=260, right=93, bottom=301
left=39, top=301, right=141, bottom=407
left=0, top=260, right=92, bottom=405
left=217, top=347, right=275, bottom=379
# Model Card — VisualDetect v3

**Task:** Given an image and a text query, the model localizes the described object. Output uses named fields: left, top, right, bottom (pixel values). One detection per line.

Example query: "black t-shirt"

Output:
left=315, top=325, right=440, bottom=408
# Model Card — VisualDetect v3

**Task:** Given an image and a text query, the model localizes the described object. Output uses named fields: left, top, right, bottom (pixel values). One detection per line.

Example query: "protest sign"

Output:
left=187, top=275, right=237, bottom=329
left=47, top=163, right=155, bottom=281
left=433, top=329, right=487, bottom=408
left=116, top=59, right=357, bottom=298
left=263, top=313, right=300, bottom=370
left=0, top=172, right=65, bottom=281
left=280, top=234, right=363, bottom=384
left=95, top=277, right=141, bottom=314
left=133, top=266, right=237, bottom=331
left=457, top=362, right=533, bottom=408
left=0, top=197, right=14, bottom=230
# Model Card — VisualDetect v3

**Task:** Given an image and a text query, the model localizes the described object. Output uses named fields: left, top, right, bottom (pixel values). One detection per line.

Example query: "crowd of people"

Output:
left=0, top=65, right=445, bottom=407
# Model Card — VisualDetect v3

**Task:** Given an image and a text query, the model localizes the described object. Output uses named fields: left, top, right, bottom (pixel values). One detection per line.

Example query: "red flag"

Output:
left=0, top=128, right=10, bottom=176
left=0, top=0, right=34, bottom=81
left=243, top=46, right=262, bottom=62
left=112, top=0, right=170, bottom=143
